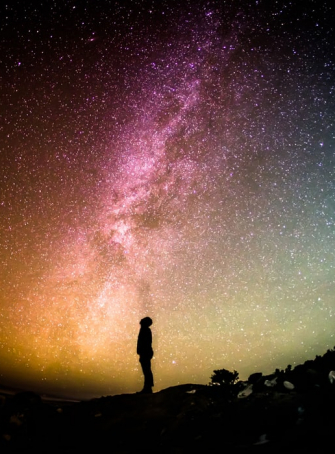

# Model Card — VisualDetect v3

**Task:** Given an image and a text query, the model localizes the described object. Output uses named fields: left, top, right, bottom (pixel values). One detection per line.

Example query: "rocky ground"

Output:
left=1, top=351, right=335, bottom=453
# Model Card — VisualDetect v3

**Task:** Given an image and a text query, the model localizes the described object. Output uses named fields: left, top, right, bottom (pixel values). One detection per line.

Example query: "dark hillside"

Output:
left=1, top=349, right=335, bottom=453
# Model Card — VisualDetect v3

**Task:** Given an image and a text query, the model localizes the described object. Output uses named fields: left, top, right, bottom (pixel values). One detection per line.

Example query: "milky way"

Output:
left=1, top=0, right=335, bottom=399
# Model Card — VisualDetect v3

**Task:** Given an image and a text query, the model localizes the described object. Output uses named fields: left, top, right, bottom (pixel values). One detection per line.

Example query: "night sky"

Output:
left=1, top=0, right=335, bottom=400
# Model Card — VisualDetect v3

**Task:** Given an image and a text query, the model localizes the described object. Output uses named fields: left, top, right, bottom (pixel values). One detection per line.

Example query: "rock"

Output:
left=283, top=381, right=295, bottom=390
left=264, top=377, right=278, bottom=387
left=238, top=384, right=253, bottom=398
left=329, top=371, right=335, bottom=384
left=248, top=372, right=263, bottom=384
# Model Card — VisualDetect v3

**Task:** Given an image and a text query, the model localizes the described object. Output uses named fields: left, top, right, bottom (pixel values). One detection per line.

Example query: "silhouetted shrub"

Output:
left=210, top=368, right=239, bottom=387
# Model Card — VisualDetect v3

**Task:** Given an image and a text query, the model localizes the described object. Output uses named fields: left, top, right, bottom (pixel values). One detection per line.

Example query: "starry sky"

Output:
left=1, top=0, right=335, bottom=400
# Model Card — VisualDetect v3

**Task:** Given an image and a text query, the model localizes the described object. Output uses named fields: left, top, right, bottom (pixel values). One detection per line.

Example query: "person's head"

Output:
left=140, top=317, right=153, bottom=327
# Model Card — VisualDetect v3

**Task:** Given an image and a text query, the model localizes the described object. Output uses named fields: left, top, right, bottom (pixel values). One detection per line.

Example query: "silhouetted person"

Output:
left=137, top=317, right=154, bottom=393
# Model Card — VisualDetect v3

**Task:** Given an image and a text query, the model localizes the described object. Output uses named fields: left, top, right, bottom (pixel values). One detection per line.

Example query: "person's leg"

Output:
left=145, top=359, right=154, bottom=388
left=140, top=357, right=154, bottom=391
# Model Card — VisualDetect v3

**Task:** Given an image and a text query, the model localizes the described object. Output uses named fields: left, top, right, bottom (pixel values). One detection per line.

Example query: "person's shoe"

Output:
left=137, top=387, right=152, bottom=394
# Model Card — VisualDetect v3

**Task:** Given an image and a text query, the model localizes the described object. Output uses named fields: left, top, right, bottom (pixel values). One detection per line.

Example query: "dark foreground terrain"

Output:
left=1, top=353, right=335, bottom=453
